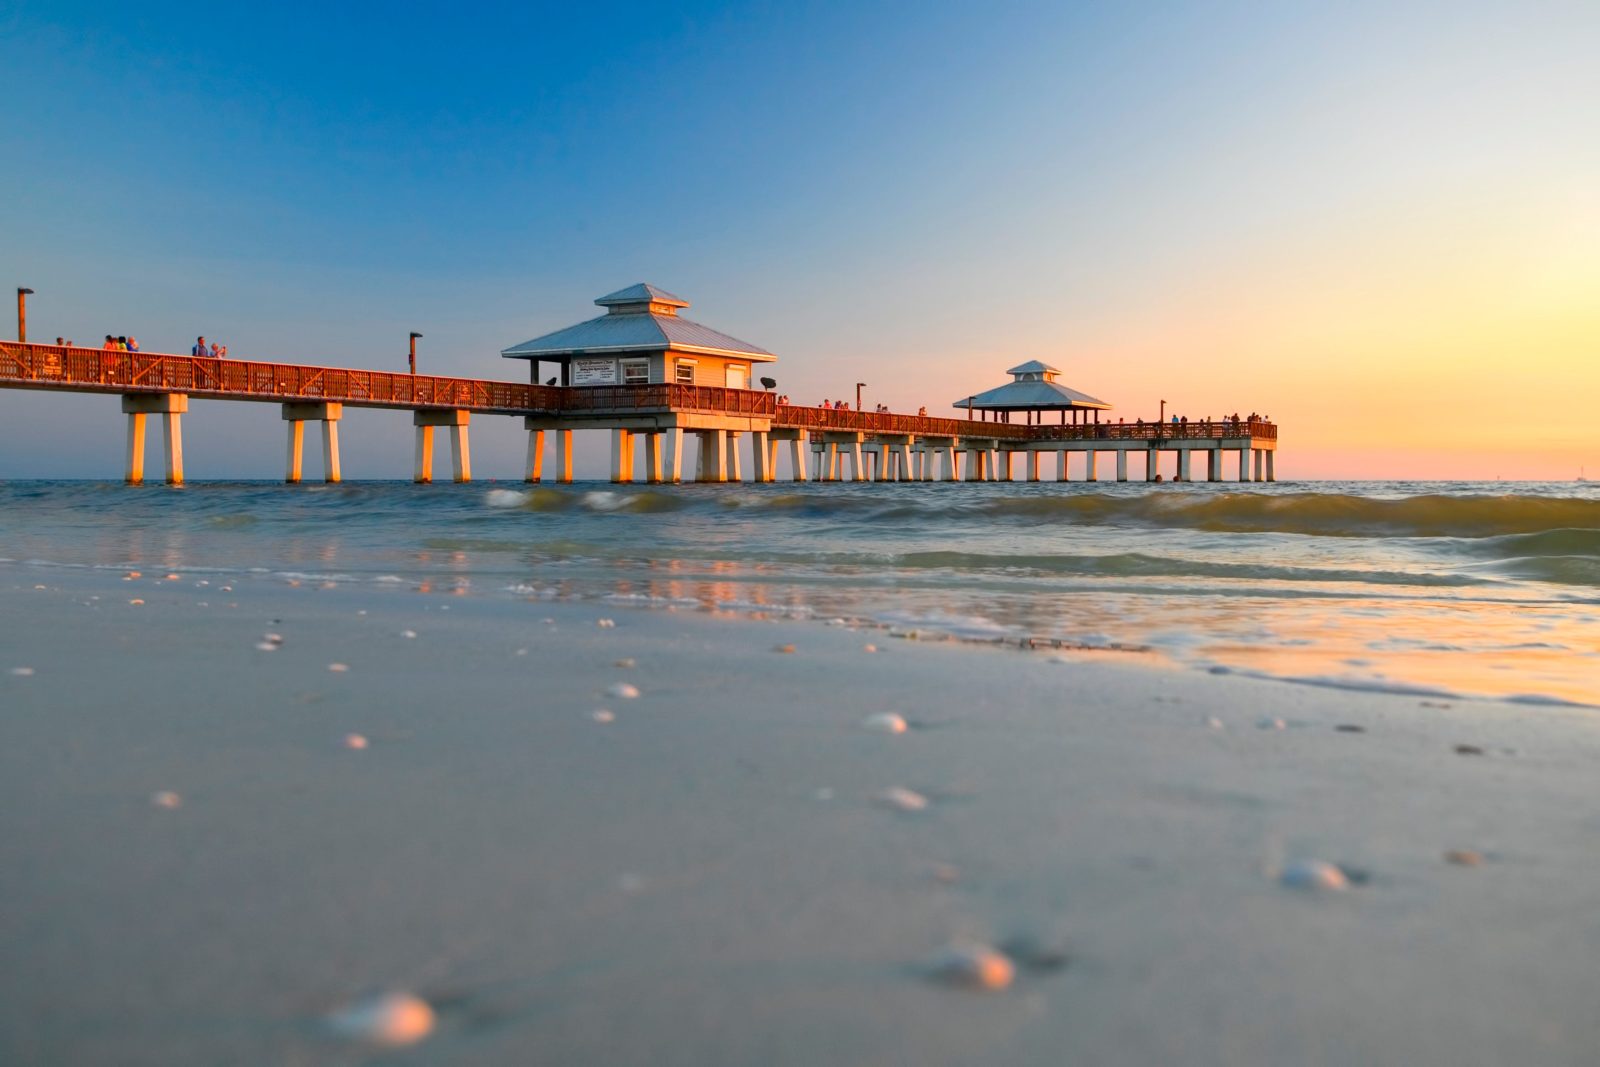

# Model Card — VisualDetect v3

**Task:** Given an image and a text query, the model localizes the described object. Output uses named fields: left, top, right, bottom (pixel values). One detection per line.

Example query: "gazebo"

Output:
left=953, top=360, right=1111, bottom=425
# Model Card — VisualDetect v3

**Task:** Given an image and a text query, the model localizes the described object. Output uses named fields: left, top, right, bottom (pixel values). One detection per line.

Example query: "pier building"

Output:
left=0, top=283, right=1277, bottom=484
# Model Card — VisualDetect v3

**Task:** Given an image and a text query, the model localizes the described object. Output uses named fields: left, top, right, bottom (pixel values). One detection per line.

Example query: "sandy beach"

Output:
left=2, top=565, right=1598, bottom=1065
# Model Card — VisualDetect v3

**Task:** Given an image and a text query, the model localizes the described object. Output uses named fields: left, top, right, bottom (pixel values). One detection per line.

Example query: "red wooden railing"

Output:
left=0, top=341, right=1276, bottom=441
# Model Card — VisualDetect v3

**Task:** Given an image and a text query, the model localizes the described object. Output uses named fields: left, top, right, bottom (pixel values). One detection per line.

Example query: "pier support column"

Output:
left=664, top=429, right=684, bottom=484
left=1238, top=448, right=1250, bottom=481
left=998, top=451, right=1014, bottom=482
left=787, top=432, right=809, bottom=482
left=414, top=410, right=470, bottom=483
left=1178, top=449, right=1192, bottom=482
left=1027, top=451, right=1041, bottom=482
left=644, top=433, right=664, bottom=484
left=1266, top=451, right=1276, bottom=482
left=285, top=420, right=304, bottom=484
left=1115, top=450, right=1127, bottom=482
left=1147, top=448, right=1159, bottom=482
left=414, top=426, right=434, bottom=483
left=552, top=429, right=573, bottom=483
left=848, top=440, right=866, bottom=482
left=725, top=432, right=743, bottom=483
left=748, top=431, right=773, bottom=483
left=942, top=444, right=959, bottom=481
left=610, top=428, right=634, bottom=483
left=524, top=428, right=545, bottom=483
left=964, top=447, right=982, bottom=481
left=283, top=402, right=343, bottom=484
left=895, top=442, right=913, bottom=483
left=122, top=394, right=187, bottom=486
left=696, top=431, right=728, bottom=482
left=1057, top=452, right=1070, bottom=482
left=1254, top=449, right=1265, bottom=482
left=1207, top=449, right=1219, bottom=482
left=1085, top=450, right=1097, bottom=481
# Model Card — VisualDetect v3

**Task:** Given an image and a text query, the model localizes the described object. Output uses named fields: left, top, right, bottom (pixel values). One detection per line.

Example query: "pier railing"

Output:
left=0, top=342, right=1276, bottom=441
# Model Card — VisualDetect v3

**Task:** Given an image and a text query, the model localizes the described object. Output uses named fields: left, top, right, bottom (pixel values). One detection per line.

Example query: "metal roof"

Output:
left=1006, top=359, right=1060, bottom=376
left=502, top=285, right=777, bottom=362
left=953, top=378, right=1111, bottom=411
left=594, top=283, right=689, bottom=309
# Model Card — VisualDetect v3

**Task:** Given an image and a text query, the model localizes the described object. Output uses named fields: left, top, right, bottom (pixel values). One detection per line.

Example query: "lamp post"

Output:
left=17, top=288, right=33, bottom=343
left=409, top=332, right=422, bottom=375
left=856, top=382, right=865, bottom=413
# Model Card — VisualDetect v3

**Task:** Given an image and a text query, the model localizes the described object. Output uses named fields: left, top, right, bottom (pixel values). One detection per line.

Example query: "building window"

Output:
left=622, top=360, right=649, bottom=385
left=674, top=361, right=695, bottom=385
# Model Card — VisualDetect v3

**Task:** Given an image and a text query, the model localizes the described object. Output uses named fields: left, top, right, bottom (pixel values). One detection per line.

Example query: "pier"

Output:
left=0, top=339, right=1277, bottom=485
left=0, top=285, right=1277, bottom=485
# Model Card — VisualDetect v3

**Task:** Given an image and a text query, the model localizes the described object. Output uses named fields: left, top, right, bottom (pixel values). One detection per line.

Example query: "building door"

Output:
left=726, top=364, right=748, bottom=391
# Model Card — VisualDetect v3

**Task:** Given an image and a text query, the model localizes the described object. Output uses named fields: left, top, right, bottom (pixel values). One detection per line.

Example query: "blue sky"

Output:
left=3, top=1, right=1597, bottom=478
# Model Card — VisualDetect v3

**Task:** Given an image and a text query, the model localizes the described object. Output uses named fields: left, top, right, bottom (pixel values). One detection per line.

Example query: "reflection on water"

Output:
left=2, top=479, right=1596, bottom=706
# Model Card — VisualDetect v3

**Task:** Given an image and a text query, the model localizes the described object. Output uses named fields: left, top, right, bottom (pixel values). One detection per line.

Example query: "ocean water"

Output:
left=2, top=479, right=1596, bottom=705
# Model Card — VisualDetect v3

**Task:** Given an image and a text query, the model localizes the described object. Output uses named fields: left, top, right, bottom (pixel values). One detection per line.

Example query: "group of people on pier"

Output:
left=99, top=335, right=140, bottom=351
left=191, top=335, right=228, bottom=359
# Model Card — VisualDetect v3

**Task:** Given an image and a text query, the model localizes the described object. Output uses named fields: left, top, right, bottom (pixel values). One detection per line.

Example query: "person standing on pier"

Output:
left=192, top=336, right=210, bottom=358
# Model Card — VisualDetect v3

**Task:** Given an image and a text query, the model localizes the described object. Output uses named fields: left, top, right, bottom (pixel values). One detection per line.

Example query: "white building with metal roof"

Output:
left=502, top=284, right=776, bottom=391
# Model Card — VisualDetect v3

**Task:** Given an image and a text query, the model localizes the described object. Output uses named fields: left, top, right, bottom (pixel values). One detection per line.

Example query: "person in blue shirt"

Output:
left=192, top=336, right=209, bottom=357
left=125, top=336, right=140, bottom=352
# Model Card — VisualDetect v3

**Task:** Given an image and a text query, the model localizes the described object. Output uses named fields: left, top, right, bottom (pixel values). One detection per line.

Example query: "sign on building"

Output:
left=571, top=357, right=618, bottom=386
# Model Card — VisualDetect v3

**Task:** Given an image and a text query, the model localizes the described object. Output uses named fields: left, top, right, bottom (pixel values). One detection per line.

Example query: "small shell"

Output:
left=150, top=791, right=182, bottom=809
left=861, top=713, right=909, bottom=735
left=400, top=629, right=418, bottom=639
left=614, top=657, right=636, bottom=668
left=1204, top=716, right=1224, bottom=730
left=327, top=663, right=350, bottom=673
left=926, top=942, right=1015, bottom=990
left=1256, top=717, right=1286, bottom=730
left=1445, top=849, right=1483, bottom=867
left=128, top=598, right=145, bottom=606
left=876, top=787, right=929, bottom=812
left=254, top=642, right=279, bottom=652
left=262, top=633, right=284, bottom=645
left=591, top=709, right=615, bottom=723
left=596, top=618, right=616, bottom=629
left=343, top=733, right=369, bottom=750
left=326, top=991, right=435, bottom=1047
left=862, top=643, right=878, bottom=653
left=10, top=667, right=35, bottom=677
left=773, top=644, right=796, bottom=654
left=1280, top=859, right=1350, bottom=892
left=607, top=682, right=640, bottom=700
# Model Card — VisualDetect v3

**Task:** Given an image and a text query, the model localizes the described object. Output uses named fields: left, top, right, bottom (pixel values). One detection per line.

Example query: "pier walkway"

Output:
left=0, top=341, right=1277, bottom=485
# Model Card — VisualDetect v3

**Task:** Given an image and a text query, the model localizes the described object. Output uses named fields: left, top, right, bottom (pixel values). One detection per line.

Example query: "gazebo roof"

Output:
left=953, top=360, right=1110, bottom=411
left=502, top=284, right=776, bottom=362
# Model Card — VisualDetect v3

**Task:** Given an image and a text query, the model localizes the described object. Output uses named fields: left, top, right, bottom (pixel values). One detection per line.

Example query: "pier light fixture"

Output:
left=760, top=376, right=776, bottom=391
left=408, top=332, right=422, bottom=375
left=856, top=382, right=865, bottom=413
left=17, top=287, right=34, bottom=343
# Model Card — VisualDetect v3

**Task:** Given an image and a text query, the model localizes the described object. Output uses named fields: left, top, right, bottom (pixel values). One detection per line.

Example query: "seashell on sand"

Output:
left=343, top=733, right=369, bottom=750
left=926, top=942, right=1015, bottom=991
left=1204, top=716, right=1224, bottom=730
left=128, top=598, right=145, bottom=606
left=607, top=682, right=640, bottom=699
left=1445, top=849, right=1483, bottom=866
left=1280, top=859, right=1350, bottom=892
left=327, top=663, right=350, bottom=673
left=773, top=643, right=796, bottom=654
left=10, top=666, right=35, bottom=677
left=1257, top=716, right=1286, bottom=730
left=326, top=991, right=435, bottom=1047
left=400, top=629, right=417, bottom=639
left=614, top=657, right=636, bottom=668
left=150, top=791, right=182, bottom=809
left=862, top=643, right=878, bottom=653
left=596, top=618, right=616, bottom=628
left=876, top=787, right=930, bottom=812
left=591, top=709, right=615, bottom=723
left=861, top=713, right=909, bottom=734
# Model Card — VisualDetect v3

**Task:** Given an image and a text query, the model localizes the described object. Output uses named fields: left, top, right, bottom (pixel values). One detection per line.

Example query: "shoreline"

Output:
left=3, top=566, right=1600, bottom=1064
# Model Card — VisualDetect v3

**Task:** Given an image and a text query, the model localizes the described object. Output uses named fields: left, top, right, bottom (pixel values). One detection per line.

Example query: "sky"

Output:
left=2, top=0, right=1596, bottom=480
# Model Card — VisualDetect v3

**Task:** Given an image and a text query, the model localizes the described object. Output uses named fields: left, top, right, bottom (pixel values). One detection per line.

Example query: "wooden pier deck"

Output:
left=0, top=341, right=1277, bottom=485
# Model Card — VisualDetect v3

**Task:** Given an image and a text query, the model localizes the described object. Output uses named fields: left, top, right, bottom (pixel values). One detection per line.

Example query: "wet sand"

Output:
left=2, top=568, right=1599, bottom=1065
